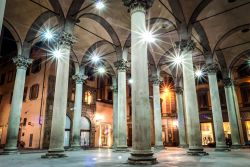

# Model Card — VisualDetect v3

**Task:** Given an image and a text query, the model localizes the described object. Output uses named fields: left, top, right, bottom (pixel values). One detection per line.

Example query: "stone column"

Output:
left=177, top=39, right=207, bottom=155
left=223, top=78, right=241, bottom=147
left=114, top=60, right=128, bottom=151
left=111, top=76, right=118, bottom=149
left=152, top=77, right=164, bottom=149
left=71, top=74, right=87, bottom=150
left=3, top=56, right=32, bottom=154
left=175, top=87, right=187, bottom=148
left=0, top=0, right=6, bottom=36
left=206, top=64, right=229, bottom=151
left=42, top=32, right=75, bottom=158
left=123, top=0, right=157, bottom=164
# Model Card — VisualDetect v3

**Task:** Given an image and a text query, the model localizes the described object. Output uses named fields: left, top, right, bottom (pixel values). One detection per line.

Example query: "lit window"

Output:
left=29, top=84, right=39, bottom=100
left=84, top=91, right=93, bottom=105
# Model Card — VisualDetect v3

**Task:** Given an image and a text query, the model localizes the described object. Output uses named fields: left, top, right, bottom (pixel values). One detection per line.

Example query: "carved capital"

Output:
left=176, top=39, right=195, bottom=52
left=205, top=63, right=219, bottom=74
left=110, top=85, right=118, bottom=93
left=123, top=0, right=154, bottom=11
left=13, top=56, right=33, bottom=69
left=72, top=74, right=88, bottom=84
left=223, top=78, right=233, bottom=88
left=114, top=60, right=128, bottom=72
left=175, top=87, right=183, bottom=95
left=59, top=32, right=76, bottom=47
left=151, top=76, right=162, bottom=85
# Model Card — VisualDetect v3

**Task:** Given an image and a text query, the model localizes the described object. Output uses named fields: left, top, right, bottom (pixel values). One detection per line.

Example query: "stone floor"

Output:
left=0, top=147, right=250, bottom=167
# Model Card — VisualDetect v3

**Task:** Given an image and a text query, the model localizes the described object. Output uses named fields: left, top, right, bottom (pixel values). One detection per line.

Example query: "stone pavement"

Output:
left=0, top=147, right=250, bottom=167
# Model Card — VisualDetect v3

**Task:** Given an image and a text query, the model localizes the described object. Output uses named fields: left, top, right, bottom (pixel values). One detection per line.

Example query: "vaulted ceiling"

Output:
left=3, top=0, right=250, bottom=76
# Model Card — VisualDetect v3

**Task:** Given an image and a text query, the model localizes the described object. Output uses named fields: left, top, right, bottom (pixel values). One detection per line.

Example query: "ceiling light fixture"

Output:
left=97, top=66, right=106, bottom=74
left=128, top=79, right=133, bottom=84
left=92, top=55, right=100, bottom=63
left=52, top=49, right=62, bottom=58
left=95, top=0, right=105, bottom=10
left=43, top=29, right=54, bottom=40
left=142, top=30, right=156, bottom=43
left=195, top=69, right=203, bottom=77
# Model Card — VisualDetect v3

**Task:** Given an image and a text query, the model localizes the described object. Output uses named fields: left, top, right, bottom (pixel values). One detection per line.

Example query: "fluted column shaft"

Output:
left=178, top=39, right=206, bottom=155
left=223, top=78, right=241, bottom=147
left=175, top=87, right=187, bottom=147
left=152, top=79, right=163, bottom=148
left=114, top=60, right=128, bottom=151
left=123, top=0, right=157, bottom=164
left=0, top=0, right=6, bottom=36
left=43, top=31, right=76, bottom=158
left=3, top=56, right=32, bottom=154
left=71, top=74, right=87, bottom=149
left=206, top=64, right=228, bottom=151
left=111, top=77, right=118, bottom=148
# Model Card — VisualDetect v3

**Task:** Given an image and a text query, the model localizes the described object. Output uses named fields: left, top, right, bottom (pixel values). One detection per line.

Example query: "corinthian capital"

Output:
left=176, top=39, right=195, bottom=51
left=114, top=59, right=128, bottom=72
left=59, top=32, right=76, bottom=47
left=72, top=74, right=88, bottom=84
left=205, top=63, right=219, bottom=74
left=123, top=0, right=154, bottom=10
left=223, top=78, right=233, bottom=88
left=13, top=56, right=33, bottom=69
left=110, top=85, right=118, bottom=93
left=175, top=87, right=183, bottom=95
left=151, top=76, right=162, bottom=85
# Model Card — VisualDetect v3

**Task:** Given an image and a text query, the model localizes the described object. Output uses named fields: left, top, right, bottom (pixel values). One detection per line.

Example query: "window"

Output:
left=84, top=91, right=93, bottom=104
left=240, top=83, right=250, bottom=107
left=29, top=134, right=33, bottom=147
left=29, top=84, right=39, bottom=100
left=197, top=90, right=209, bottom=110
left=23, top=87, right=28, bottom=101
left=23, top=118, right=27, bottom=126
left=0, top=73, right=6, bottom=85
left=7, top=71, right=14, bottom=83
left=9, top=92, right=13, bottom=104
left=0, top=95, right=3, bottom=104
left=31, top=58, right=42, bottom=73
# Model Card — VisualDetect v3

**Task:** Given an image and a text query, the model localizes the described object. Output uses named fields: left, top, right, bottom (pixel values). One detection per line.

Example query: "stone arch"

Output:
left=124, top=17, right=177, bottom=48
left=3, top=19, right=22, bottom=56
left=22, top=11, right=59, bottom=58
left=82, top=112, right=95, bottom=147
left=78, top=13, right=122, bottom=58
left=229, top=49, right=250, bottom=74
left=212, top=24, right=250, bottom=57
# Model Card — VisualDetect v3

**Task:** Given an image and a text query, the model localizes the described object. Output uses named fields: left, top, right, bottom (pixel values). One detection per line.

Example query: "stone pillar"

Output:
left=123, top=0, right=157, bottom=164
left=3, top=56, right=32, bottom=154
left=206, top=64, right=229, bottom=151
left=114, top=60, right=128, bottom=151
left=71, top=74, right=87, bottom=150
left=175, top=87, right=187, bottom=148
left=111, top=76, right=118, bottom=149
left=42, top=32, right=75, bottom=158
left=223, top=78, right=241, bottom=147
left=177, top=39, right=207, bottom=155
left=0, top=0, right=6, bottom=36
left=152, top=77, right=164, bottom=149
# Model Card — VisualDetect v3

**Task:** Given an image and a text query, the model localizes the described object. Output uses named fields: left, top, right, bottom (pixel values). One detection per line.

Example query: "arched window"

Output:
left=84, top=91, right=93, bottom=104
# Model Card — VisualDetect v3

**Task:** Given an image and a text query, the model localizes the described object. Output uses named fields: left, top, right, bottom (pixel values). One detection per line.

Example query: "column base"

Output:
left=215, top=145, right=231, bottom=152
left=1, top=147, right=19, bottom=155
left=41, top=149, right=67, bottom=159
left=231, top=144, right=242, bottom=149
left=114, top=146, right=129, bottom=152
left=187, top=148, right=208, bottom=156
left=128, top=150, right=157, bottom=165
left=68, top=145, right=82, bottom=151
left=178, top=144, right=188, bottom=148
left=154, top=145, right=165, bottom=150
